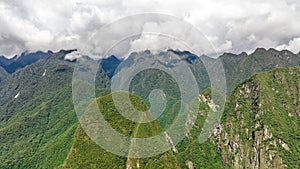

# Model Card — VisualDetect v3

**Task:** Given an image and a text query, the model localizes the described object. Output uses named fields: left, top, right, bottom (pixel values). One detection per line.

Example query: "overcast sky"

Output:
left=1, top=0, right=300, bottom=58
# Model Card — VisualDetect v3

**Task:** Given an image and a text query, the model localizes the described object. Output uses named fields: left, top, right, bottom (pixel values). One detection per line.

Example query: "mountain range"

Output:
left=0, top=48, right=299, bottom=168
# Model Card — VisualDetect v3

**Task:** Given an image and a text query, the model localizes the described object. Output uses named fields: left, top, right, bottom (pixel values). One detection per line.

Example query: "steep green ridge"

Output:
left=61, top=92, right=179, bottom=169
left=61, top=91, right=224, bottom=169
left=210, top=66, right=300, bottom=168
left=0, top=51, right=110, bottom=168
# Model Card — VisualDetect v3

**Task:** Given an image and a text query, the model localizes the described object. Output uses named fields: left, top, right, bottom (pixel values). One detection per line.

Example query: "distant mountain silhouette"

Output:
left=0, top=50, right=53, bottom=73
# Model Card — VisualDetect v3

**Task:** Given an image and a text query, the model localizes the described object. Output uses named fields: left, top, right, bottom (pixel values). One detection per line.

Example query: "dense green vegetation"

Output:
left=129, top=68, right=181, bottom=130
left=0, top=85, right=78, bottom=168
left=0, top=51, right=109, bottom=168
left=0, top=66, right=7, bottom=84
left=1, top=48, right=300, bottom=168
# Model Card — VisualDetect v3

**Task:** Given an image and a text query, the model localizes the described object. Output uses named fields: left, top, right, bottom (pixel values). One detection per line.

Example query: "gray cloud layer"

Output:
left=1, top=0, right=300, bottom=58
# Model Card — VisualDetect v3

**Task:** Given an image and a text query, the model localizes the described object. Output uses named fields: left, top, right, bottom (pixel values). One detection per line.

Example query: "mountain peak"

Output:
left=253, top=48, right=267, bottom=54
left=239, top=52, right=248, bottom=57
left=267, top=48, right=279, bottom=53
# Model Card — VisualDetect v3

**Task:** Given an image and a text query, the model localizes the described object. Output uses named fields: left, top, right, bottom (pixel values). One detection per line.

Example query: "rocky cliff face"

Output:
left=208, top=67, right=300, bottom=168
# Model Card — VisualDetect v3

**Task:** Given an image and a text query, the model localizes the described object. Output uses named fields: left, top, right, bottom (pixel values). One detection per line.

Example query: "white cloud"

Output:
left=64, top=50, right=82, bottom=61
left=276, top=37, right=300, bottom=53
left=0, top=0, right=300, bottom=58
